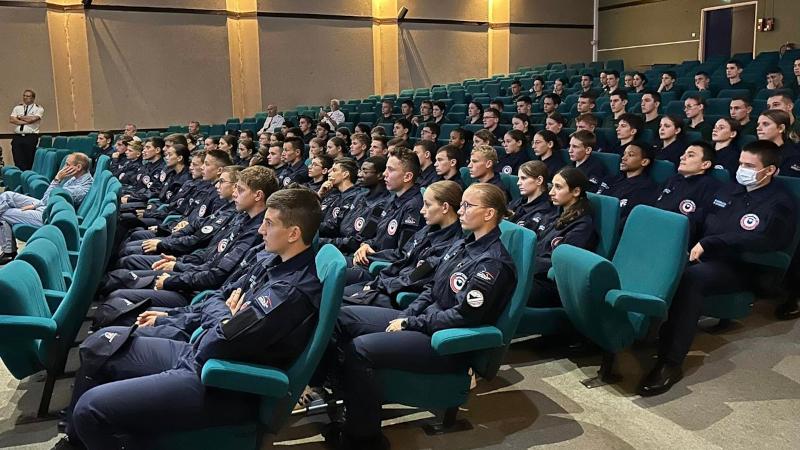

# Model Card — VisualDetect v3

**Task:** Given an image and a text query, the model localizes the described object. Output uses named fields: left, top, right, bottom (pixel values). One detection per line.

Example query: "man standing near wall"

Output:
left=8, top=89, right=44, bottom=171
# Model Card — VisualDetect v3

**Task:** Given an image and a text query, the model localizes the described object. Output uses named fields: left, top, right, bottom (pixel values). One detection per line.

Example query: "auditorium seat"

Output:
left=553, top=205, right=688, bottom=386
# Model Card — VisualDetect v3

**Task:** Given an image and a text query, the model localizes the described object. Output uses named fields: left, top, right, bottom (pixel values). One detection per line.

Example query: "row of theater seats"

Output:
left=2, top=145, right=800, bottom=447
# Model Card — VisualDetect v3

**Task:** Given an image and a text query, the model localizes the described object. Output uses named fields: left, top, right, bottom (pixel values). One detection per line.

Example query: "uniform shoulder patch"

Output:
left=740, top=213, right=760, bottom=231
left=466, top=290, right=484, bottom=308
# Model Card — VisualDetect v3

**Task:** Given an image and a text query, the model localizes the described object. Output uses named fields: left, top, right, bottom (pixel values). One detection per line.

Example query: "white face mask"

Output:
left=735, top=166, right=766, bottom=187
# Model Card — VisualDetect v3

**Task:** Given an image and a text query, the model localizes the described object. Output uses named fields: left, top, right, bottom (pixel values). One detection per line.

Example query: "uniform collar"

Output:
left=464, top=226, right=502, bottom=256
left=267, top=246, right=315, bottom=274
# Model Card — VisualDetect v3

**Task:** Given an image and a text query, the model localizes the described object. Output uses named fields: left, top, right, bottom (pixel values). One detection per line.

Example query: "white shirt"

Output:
left=10, top=103, right=44, bottom=134
left=258, top=114, right=285, bottom=134
left=321, top=109, right=345, bottom=128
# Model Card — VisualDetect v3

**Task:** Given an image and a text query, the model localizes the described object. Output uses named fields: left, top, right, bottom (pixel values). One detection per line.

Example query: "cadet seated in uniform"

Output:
left=595, top=141, right=657, bottom=225
left=343, top=180, right=464, bottom=307
left=530, top=167, right=598, bottom=307
left=468, top=144, right=511, bottom=199
left=350, top=147, right=424, bottom=268
left=59, top=188, right=324, bottom=450
left=508, top=160, right=556, bottom=233
left=654, top=142, right=723, bottom=246
left=321, top=183, right=517, bottom=450
left=640, top=140, right=798, bottom=396
left=97, top=166, right=278, bottom=315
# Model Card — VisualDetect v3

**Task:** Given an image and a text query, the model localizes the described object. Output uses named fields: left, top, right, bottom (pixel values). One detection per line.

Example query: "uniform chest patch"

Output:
left=679, top=199, right=696, bottom=214
left=283, top=177, right=291, bottom=187
left=103, top=331, right=119, bottom=342
left=476, top=271, right=494, bottom=282
left=217, top=238, right=229, bottom=253
left=257, top=295, right=272, bottom=309
left=740, top=213, right=760, bottom=231
left=143, top=175, right=150, bottom=184
left=201, top=225, right=214, bottom=234
left=712, top=199, right=727, bottom=208
left=387, top=219, right=398, bottom=235
left=166, top=191, right=173, bottom=200
left=551, top=236, right=564, bottom=248
left=160, top=172, right=167, bottom=182
left=198, top=204, right=207, bottom=217
left=502, top=165, right=512, bottom=174
left=449, top=272, right=468, bottom=293
left=619, top=199, right=628, bottom=207
left=354, top=217, right=365, bottom=231
left=332, top=206, right=340, bottom=218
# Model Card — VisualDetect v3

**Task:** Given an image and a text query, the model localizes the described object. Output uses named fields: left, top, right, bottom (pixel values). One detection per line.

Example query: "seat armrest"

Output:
left=395, top=292, right=419, bottom=309
left=162, top=215, right=181, bottom=225
left=605, top=289, right=668, bottom=318
left=190, top=290, right=215, bottom=305
left=368, top=261, right=390, bottom=276
left=547, top=267, right=555, bottom=281
left=201, top=359, right=290, bottom=398
left=68, top=251, right=79, bottom=267
left=740, top=251, right=791, bottom=271
left=0, top=315, right=58, bottom=340
left=431, top=326, right=504, bottom=355
left=43, top=289, right=67, bottom=312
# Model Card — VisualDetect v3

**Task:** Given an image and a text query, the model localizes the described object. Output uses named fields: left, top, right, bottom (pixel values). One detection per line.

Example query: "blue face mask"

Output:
left=735, top=166, right=766, bottom=187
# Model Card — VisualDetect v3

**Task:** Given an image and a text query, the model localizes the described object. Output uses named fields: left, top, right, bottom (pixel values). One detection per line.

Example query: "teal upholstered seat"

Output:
left=0, top=215, right=108, bottom=418
left=374, top=220, right=536, bottom=430
left=153, top=244, right=346, bottom=449
left=553, top=205, right=688, bottom=386
left=515, top=192, right=621, bottom=338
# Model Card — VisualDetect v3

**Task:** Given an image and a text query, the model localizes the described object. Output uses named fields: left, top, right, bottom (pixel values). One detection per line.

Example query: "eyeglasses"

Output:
left=684, top=104, right=699, bottom=110
left=459, top=201, right=486, bottom=212
left=215, top=179, right=235, bottom=186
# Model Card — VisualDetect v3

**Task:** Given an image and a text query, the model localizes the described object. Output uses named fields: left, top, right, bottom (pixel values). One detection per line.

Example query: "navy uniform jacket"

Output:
left=368, top=220, right=464, bottom=296
left=155, top=181, right=226, bottom=236
left=654, top=172, right=723, bottom=246
left=655, top=139, right=688, bottom=166
left=441, top=173, right=467, bottom=190
left=318, top=186, right=363, bottom=241
left=320, top=185, right=391, bottom=253
left=116, top=158, right=143, bottom=185
left=279, top=160, right=310, bottom=187
left=364, top=187, right=424, bottom=252
left=574, top=155, right=608, bottom=188
left=150, top=247, right=269, bottom=337
left=779, top=143, right=800, bottom=178
left=498, top=151, right=530, bottom=176
left=535, top=212, right=598, bottom=274
left=688, top=120, right=713, bottom=142
left=122, top=158, right=167, bottom=200
left=162, top=209, right=266, bottom=292
left=306, top=179, right=324, bottom=193
left=144, top=177, right=202, bottom=221
left=157, top=201, right=238, bottom=255
left=399, top=227, right=516, bottom=335
left=713, top=145, right=740, bottom=176
left=596, top=172, right=657, bottom=223
left=417, top=165, right=442, bottom=188
left=190, top=247, right=322, bottom=371
left=157, top=167, right=192, bottom=204
left=484, top=173, right=512, bottom=200
left=698, top=181, right=797, bottom=260
left=538, top=153, right=566, bottom=183
left=508, top=194, right=557, bottom=235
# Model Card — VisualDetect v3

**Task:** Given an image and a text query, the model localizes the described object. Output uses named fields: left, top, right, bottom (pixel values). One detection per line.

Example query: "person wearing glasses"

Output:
left=684, top=95, right=712, bottom=142
left=482, top=107, right=505, bottom=141
left=320, top=183, right=517, bottom=449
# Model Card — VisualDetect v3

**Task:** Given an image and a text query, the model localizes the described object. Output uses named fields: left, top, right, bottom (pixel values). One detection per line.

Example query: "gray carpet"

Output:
left=0, top=301, right=798, bottom=449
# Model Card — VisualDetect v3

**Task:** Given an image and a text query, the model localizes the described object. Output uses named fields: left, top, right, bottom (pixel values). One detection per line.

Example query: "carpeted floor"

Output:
left=0, top=301, right=798, bottom=450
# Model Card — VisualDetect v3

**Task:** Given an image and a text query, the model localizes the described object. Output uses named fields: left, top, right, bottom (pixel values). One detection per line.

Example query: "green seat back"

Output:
left=51, top=207, right=81, bottom=252
left=587, top=193, right=621, bottom=259
left=27, top=225, right=75, bottom=280
left=0, top=260, right=52, bottom=379
left=17, top=239, right=68, bottom=294
left=650, top=159, right=676, bottom=186
left=500, top=174, right=521, bottom=201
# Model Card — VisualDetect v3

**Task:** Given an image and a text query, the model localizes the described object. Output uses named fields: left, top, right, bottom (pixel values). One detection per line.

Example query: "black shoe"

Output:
left=57, top=420, right=67, bottom=434
left=52, top=436, right=86, bottom=450
left=638, top=361, right=683, bottom=396
left=775, top=298, right=800, bottom=321
left=322, top=423, right=389, bottom=450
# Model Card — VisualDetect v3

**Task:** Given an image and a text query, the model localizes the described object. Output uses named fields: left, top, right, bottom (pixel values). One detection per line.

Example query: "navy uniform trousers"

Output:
left=658, top=260, right=747, bottom=365
left=333, top=305, right=468, bottom=439
left=67, top=327, right=256, bottom=450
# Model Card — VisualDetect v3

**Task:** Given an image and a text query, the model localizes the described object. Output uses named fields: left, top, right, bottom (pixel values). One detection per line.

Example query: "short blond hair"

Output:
left=471, top=144, right=498, bottom=164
